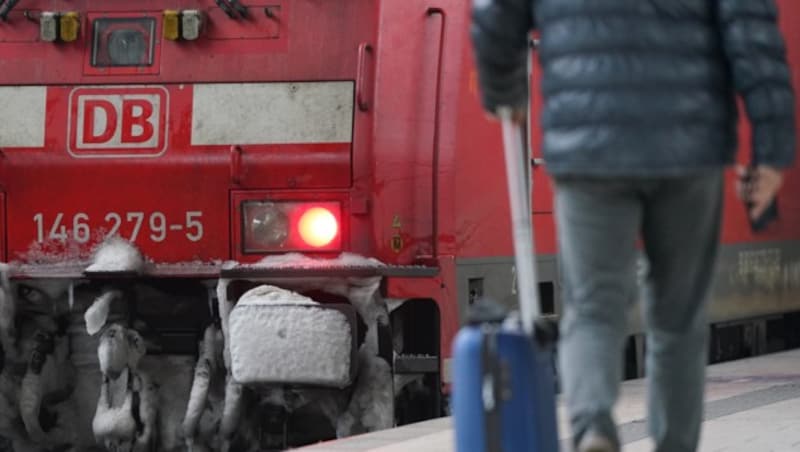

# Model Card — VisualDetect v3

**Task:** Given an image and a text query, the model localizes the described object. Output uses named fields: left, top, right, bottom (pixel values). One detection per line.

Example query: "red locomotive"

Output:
left=0, top=0, right=798, bottom=450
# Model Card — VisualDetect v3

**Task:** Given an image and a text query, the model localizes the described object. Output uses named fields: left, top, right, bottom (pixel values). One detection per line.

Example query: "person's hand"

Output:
left=736, top=165, right=784, bottom=220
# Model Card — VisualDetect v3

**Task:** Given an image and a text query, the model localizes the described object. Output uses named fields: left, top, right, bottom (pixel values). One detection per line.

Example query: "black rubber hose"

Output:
left=214, top=0, right=235, bottom=18
left=229, top=0, right=249, bottom=18
left=0, top=0, right=21, bottom=21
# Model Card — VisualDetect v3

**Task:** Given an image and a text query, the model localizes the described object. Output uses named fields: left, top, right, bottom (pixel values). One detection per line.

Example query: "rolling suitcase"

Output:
left=451, top=108, right=559, bottom=452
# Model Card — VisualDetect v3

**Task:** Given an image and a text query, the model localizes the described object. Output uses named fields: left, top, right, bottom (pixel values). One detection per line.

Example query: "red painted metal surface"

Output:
left=0, top=0, right=373, bottom=84
left=0, top=83, right=353, bottom=264
left=0, top=1, right=374, bottom=265
left=0, top=0, right=798, bottom=387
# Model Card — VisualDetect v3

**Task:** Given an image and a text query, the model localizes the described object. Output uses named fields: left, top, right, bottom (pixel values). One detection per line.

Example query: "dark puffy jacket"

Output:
left=471, top=0, right=796, bottom=176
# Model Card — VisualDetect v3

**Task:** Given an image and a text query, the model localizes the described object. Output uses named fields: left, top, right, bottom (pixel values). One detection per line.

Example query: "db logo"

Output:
left=68, top=87, right=168, bottom=157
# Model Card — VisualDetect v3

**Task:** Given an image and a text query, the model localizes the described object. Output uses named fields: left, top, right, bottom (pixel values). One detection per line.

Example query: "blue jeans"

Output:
left=553, top=172, right=723, bottom=452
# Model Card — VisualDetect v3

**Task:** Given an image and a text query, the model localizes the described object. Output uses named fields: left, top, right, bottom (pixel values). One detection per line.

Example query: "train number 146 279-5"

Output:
left=33, top=211, right=204, bottom=244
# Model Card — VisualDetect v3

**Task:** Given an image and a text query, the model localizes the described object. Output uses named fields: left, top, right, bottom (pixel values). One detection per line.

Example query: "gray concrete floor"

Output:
left=294, top=349, right=800, bottom=452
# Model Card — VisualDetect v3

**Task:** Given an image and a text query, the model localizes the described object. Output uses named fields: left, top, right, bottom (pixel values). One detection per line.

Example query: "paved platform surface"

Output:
left=294, top=348, right=800, bottom=452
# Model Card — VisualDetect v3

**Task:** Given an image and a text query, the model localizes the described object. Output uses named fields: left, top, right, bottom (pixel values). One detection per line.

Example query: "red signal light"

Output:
left=240, top=200, right=342, bottom=253
left=297, top=207, right=339, bottom=248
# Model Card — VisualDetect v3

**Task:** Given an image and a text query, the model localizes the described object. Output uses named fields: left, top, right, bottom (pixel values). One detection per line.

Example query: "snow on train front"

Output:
left=0, top=238, right=397, bottom=451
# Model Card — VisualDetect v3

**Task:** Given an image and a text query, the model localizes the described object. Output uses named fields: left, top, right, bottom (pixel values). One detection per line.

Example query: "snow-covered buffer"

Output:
left=209, top=252, right=397, bottom=446
left=228, top=285, right=357, bottom=387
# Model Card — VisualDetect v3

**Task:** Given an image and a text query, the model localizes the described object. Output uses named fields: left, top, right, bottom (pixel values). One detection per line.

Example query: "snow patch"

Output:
left=125, top=329, right=146, bottom=370
left=93, top=356, right=163, bottom=449
left=336, top=346, right=394, bottom=437
left=386, top=298, right=408, bottom=313
left=220, top=260, right=238, bottom=271
left=228, top=286, right=353, bottom=387
left=18, top=239, right=88, bottom=265
left=216, top=279, right=234, bottom=371
left=85, top=237, right=144, bottom=273
left=84, top=290, right=119, bottom=336
left=251, top=252, right=385, bottom=269
left=347, top=278, right=384, bottom=326
left=134, top=372, right=158, bottom=449
left=19, top=371, right=45, bottom=441
left=182, top=326, right=224, bottom=448
left=183, top=357, right=213, bottom=440
left=220, top=378, right=244, bottom=439
left=93, top=388, right=137, bottom=446
left=226, top=277, right=383, bottom=337
left=97, top=324, right=138, bottom=379
left=238, top=284, right=318, bottom=306
left=105, top=368, right=131, bottom=409
left=139, top=355, right=197, bottom=451
left=0, top=263, right=10, bottom=285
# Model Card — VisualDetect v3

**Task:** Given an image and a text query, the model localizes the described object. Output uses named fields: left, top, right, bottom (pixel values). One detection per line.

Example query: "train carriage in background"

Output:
left=0, top=0, right=798, bottom=450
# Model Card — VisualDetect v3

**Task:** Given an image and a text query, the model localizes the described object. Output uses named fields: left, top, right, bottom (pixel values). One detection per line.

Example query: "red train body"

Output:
left=0, top=0, right=798, bottom=449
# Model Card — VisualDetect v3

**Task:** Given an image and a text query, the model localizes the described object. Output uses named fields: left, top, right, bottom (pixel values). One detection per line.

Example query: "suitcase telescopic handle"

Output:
left=498, top=107, right=541, bottom=337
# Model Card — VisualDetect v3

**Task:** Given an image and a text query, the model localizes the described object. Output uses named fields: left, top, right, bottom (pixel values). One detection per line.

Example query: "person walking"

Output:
left=470, top=1, right=796, bottom=451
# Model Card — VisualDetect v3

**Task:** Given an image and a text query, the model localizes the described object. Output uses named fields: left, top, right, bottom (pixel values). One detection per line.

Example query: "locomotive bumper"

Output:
left=228, top=285, right=358, bottom=388
left=218, top=253, right=439, bottom=390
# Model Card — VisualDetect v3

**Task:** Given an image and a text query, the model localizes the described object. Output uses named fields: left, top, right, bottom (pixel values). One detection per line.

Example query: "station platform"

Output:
left=294, top=348, right=800, bottom=451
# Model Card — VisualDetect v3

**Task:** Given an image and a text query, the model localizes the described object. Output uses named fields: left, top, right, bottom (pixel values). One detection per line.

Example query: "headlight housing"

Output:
left=242, top=201, right=341, bottom=253
left=91, top=17, right=155, bottom=68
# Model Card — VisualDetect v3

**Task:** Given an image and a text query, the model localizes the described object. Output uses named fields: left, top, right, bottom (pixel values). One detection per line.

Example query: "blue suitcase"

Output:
left=451, top=110, right=560, bottom=451
left=452, top=310, right=559, bottom=452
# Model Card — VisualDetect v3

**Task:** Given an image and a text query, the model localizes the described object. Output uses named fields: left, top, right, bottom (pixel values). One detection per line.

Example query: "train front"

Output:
left=0, top=2, right=442, bottom=450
